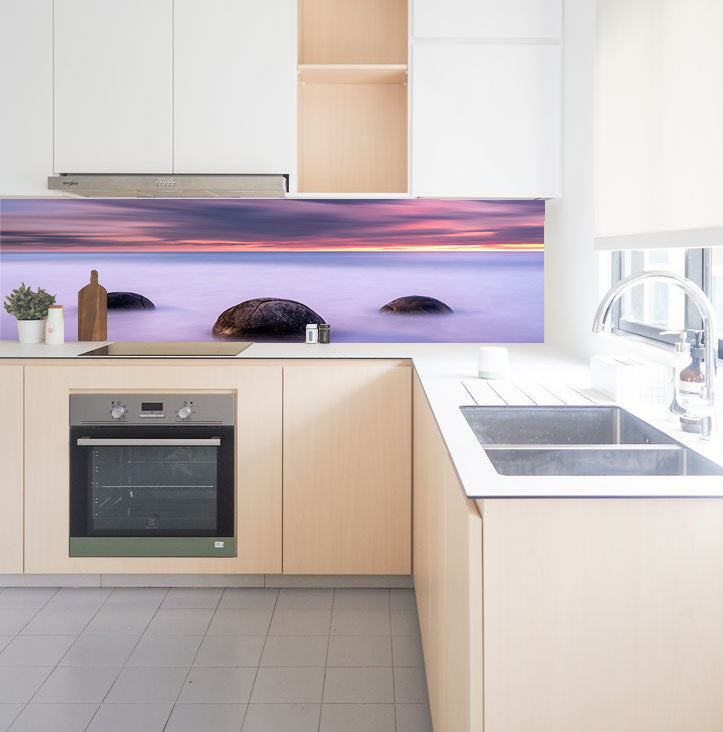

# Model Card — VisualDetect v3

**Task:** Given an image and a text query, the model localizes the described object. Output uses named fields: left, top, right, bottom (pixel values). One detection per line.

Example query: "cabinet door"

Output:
left=174, top=0, right=296, bottom=175
left=0, top=366, right=24, bottom=573
left=414, top=0, right=561, bottom=40
left=412, top=42, right=561, bottom=197
left=283, top=362, right=411, bottom=574
left=54, top=0, right=173, bottom=173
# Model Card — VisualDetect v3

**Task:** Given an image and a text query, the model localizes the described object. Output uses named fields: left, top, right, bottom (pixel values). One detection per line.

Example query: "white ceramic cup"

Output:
left=478, top=346, right=510, bottom=379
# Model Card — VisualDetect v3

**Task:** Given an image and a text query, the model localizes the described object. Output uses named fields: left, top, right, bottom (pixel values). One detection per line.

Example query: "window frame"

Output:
left=611, top=247, right=722, bottom=358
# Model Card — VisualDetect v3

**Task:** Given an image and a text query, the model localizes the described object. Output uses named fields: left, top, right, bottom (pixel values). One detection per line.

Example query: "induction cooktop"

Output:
left=78, top=342, right=253, bottom=357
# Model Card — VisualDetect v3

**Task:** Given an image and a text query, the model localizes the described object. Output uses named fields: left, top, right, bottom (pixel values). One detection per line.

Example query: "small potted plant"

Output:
left=3, top=283, right=57, bottom=344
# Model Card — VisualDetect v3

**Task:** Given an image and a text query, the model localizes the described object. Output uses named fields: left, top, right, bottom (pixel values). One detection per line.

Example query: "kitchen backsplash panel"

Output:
left=0, top=198, right=543, bottom=343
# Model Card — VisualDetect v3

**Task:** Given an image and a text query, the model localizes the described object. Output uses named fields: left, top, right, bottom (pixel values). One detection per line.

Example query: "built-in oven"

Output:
left=69, top=394, right=235, bottom=557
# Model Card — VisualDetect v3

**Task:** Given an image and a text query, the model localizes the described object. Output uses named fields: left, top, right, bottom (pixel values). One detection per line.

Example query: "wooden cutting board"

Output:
left=77, top=270, right=107, bottom=341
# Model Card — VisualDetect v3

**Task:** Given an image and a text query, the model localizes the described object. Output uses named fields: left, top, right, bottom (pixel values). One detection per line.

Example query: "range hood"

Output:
left=47, top=174, right=288, bottom=198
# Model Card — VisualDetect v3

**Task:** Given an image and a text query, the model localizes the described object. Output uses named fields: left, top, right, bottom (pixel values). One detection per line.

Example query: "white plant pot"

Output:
left=17, top=320, right=45, bottom=344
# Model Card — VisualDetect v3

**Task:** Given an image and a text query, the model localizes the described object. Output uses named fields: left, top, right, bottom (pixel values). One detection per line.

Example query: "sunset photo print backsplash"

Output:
left=0, top=198, right=543, bottom=342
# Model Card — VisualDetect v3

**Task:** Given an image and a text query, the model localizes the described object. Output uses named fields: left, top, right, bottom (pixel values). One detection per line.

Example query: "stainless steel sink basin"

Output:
left=460, top=406, right=675, bottom=446
left=460, top=406, right=723, bottom=476
left=483, top=446, right=723, bottom=476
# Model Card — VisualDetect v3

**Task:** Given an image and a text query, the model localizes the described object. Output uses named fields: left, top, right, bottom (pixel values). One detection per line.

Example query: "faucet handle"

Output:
left=661, top=330, right=689, bottom=354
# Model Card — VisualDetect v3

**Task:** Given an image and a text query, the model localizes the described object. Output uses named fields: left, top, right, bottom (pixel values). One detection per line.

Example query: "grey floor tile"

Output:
left=333, top=589, right=390, bottom=610
left=396, top=703, right=434, bottom=732
left=33, top=665, right=120, bottom=703
left=22, top=608, right=95, bottom=635
left=0, top=635, right=76, bottom=667
left=242, top=703, right=320, bottom=732
left=219, top=588, right=278, bottom=610
left=0, top=638, right=13, bottom=654
left=275, top=589, right=333, bottom=610
left=320, top=703, right=395, bottom=732
left=0, top=667, right=52, bottom=703
left=194, top=635, right=265, bottom=667
left=0, top=589, right=57, bottom=609
left=208, top=608, right=273, bottom=636
left=390, top=588, right=417, bottom=611
left=323, top=667, right=394, bottom=704
left=166, top=703, right=246, bottom=732
left=260, top=635, right=328, bottom=667
left=106, top=666, right=188, bottom=703
left=391, top=610, right=421, bottom=636
left=327, top=635, right=392, bottom=667
left=268, top=609, right=331, bottom=636
left=83, top=607, right=155, bottom=635
left=251, top=667, right=325, bottom=704
left=9, top=703, right=98, bottom=732
left=392, top=634, right=425, bottom=666
left=179, top=667, right=256, bottom=704
left=0, top=608, right=39, bottom=636
left=330, top=609, right=391, bottom=636
left=394, top=666, right=429, bottom=703
left=103, top=588, right=167, bottom=609
left=46, top=589, right=110, bottom=611
left=60, top=634, right=139, bottom=667
left=161, top=588, right=223, bottom=609
left=146, top=608, right=214, bottom=635
left=0, top=705, right=23, bottom=732
left=86, top=703, right=173, bottom=732
left=127, top=634, right=202, bottom=667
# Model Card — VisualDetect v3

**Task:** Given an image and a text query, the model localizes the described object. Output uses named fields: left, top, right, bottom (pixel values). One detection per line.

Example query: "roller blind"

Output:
left=594, top=0, right=723, bottom=250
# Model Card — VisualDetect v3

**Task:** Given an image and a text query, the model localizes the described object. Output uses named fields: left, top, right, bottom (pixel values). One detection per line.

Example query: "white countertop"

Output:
left=2, top=340, right=722, bottom=498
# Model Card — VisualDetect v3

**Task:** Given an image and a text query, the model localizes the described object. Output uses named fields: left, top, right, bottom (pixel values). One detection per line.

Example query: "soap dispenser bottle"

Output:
left=679, top=330, right=706, bottom=403
left=662, top=330, right=690, bottom=416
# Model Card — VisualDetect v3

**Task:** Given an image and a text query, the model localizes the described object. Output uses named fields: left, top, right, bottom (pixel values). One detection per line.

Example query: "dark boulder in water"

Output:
left=380, top=295, right=453, bottom=314
left=107, top=292, right=155, bottom=310
left=213, top=298, right=325, bottom=339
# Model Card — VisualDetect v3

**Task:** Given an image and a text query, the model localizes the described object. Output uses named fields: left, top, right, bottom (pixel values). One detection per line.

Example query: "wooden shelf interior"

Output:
left=298, top=0, right=408, bottom=193
left=299, top=0, right=408, bottom=64
left=299, top=64, right=407, bottom=85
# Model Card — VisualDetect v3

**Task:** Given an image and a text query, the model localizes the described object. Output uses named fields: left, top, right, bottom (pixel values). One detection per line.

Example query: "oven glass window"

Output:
left=89, top=444, right=218, bottom=534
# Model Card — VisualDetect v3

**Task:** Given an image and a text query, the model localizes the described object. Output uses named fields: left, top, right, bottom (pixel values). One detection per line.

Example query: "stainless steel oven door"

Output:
left=69, top=426, right=235, bottom=557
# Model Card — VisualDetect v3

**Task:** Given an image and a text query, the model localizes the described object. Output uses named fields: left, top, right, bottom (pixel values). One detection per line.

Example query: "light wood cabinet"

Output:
left=24, top=361, right=282, bottom=574
left=173, top=0, right=296, bottom=176
left=54, top=0, right=173, bottom=173
left=413, top=373, right=483, bottom=732
left=283, top=360, right=411, bottom=574
left=0, top=365, right=24, bottom=574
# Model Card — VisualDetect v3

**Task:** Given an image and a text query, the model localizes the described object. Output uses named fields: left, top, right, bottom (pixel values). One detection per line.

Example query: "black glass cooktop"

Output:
left=78, top=342, right=252, bottom=357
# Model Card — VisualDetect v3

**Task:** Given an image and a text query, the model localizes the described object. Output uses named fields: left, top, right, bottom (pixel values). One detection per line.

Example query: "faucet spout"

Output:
left=592, top=270, right=719, bottom=431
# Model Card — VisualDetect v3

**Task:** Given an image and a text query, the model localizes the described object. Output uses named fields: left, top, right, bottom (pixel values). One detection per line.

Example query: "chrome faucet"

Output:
left=592, top=270, right=719, bottom=437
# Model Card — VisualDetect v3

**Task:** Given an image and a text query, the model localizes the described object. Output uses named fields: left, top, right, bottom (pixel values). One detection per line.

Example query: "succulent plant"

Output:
left=3, top=283, right=56, bottom=321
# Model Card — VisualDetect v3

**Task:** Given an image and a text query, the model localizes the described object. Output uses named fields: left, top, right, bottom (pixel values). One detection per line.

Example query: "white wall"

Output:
left=544, top=0, right=606, bottom=359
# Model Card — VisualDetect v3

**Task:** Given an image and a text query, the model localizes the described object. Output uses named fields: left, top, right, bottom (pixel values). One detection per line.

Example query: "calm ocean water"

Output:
left=0, top=251, right=543, bottom=342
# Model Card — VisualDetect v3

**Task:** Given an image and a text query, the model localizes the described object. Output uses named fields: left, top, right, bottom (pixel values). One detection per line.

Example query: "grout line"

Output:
left=240, top=587, right=280, bottom=730
left=162, top=588, right=224, bottom=731
left=84, top=587, right=170, bottom=731
left=317, top=588, right=336, bottom=731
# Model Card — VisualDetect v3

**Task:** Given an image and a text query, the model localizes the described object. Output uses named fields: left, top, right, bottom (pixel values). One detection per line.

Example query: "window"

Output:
left=611, top=248, right=722, bottom=358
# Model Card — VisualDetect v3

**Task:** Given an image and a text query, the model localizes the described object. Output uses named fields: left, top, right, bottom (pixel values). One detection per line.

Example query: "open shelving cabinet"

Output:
left=298, top=0, right=408, bottom=194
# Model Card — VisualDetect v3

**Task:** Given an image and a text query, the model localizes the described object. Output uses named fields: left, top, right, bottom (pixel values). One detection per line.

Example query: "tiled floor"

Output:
left=0, top=586, right=432, bottom=732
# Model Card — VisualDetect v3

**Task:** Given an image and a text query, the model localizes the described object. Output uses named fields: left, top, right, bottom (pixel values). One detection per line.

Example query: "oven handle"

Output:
left=75, top=438, right=222, bottom=446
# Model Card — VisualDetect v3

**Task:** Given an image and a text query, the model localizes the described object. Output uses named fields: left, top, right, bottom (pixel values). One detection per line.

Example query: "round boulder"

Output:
left=380, top=295, right=453, bottom=314
left=213, top=298, right=325, bottom=339
left=107, top=292, right=155, bottom=310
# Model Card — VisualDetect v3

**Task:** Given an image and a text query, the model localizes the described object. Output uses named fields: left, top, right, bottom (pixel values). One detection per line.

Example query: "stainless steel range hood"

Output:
left=47, top=174, right=288, bottom=198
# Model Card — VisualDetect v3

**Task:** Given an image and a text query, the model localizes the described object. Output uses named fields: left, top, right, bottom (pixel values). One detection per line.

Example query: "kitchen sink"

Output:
left=460, top=406, right=676, bottom=446
left=460, top=406, right=723, bottom=476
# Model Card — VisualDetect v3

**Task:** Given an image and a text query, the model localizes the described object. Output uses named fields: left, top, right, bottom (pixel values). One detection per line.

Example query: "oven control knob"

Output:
left=110, top=406, right=127, bottom=420
left=177, top=406, right=192, bottom=420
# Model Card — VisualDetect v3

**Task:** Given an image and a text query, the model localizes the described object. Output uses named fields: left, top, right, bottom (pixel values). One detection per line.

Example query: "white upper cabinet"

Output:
left=414, top=0, right=561, bottom=40
left=174, top=0, right=296, bottom=176
left=411, top=0, right=561, bottom=198
left=54, top=0, right=173, bottom=173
